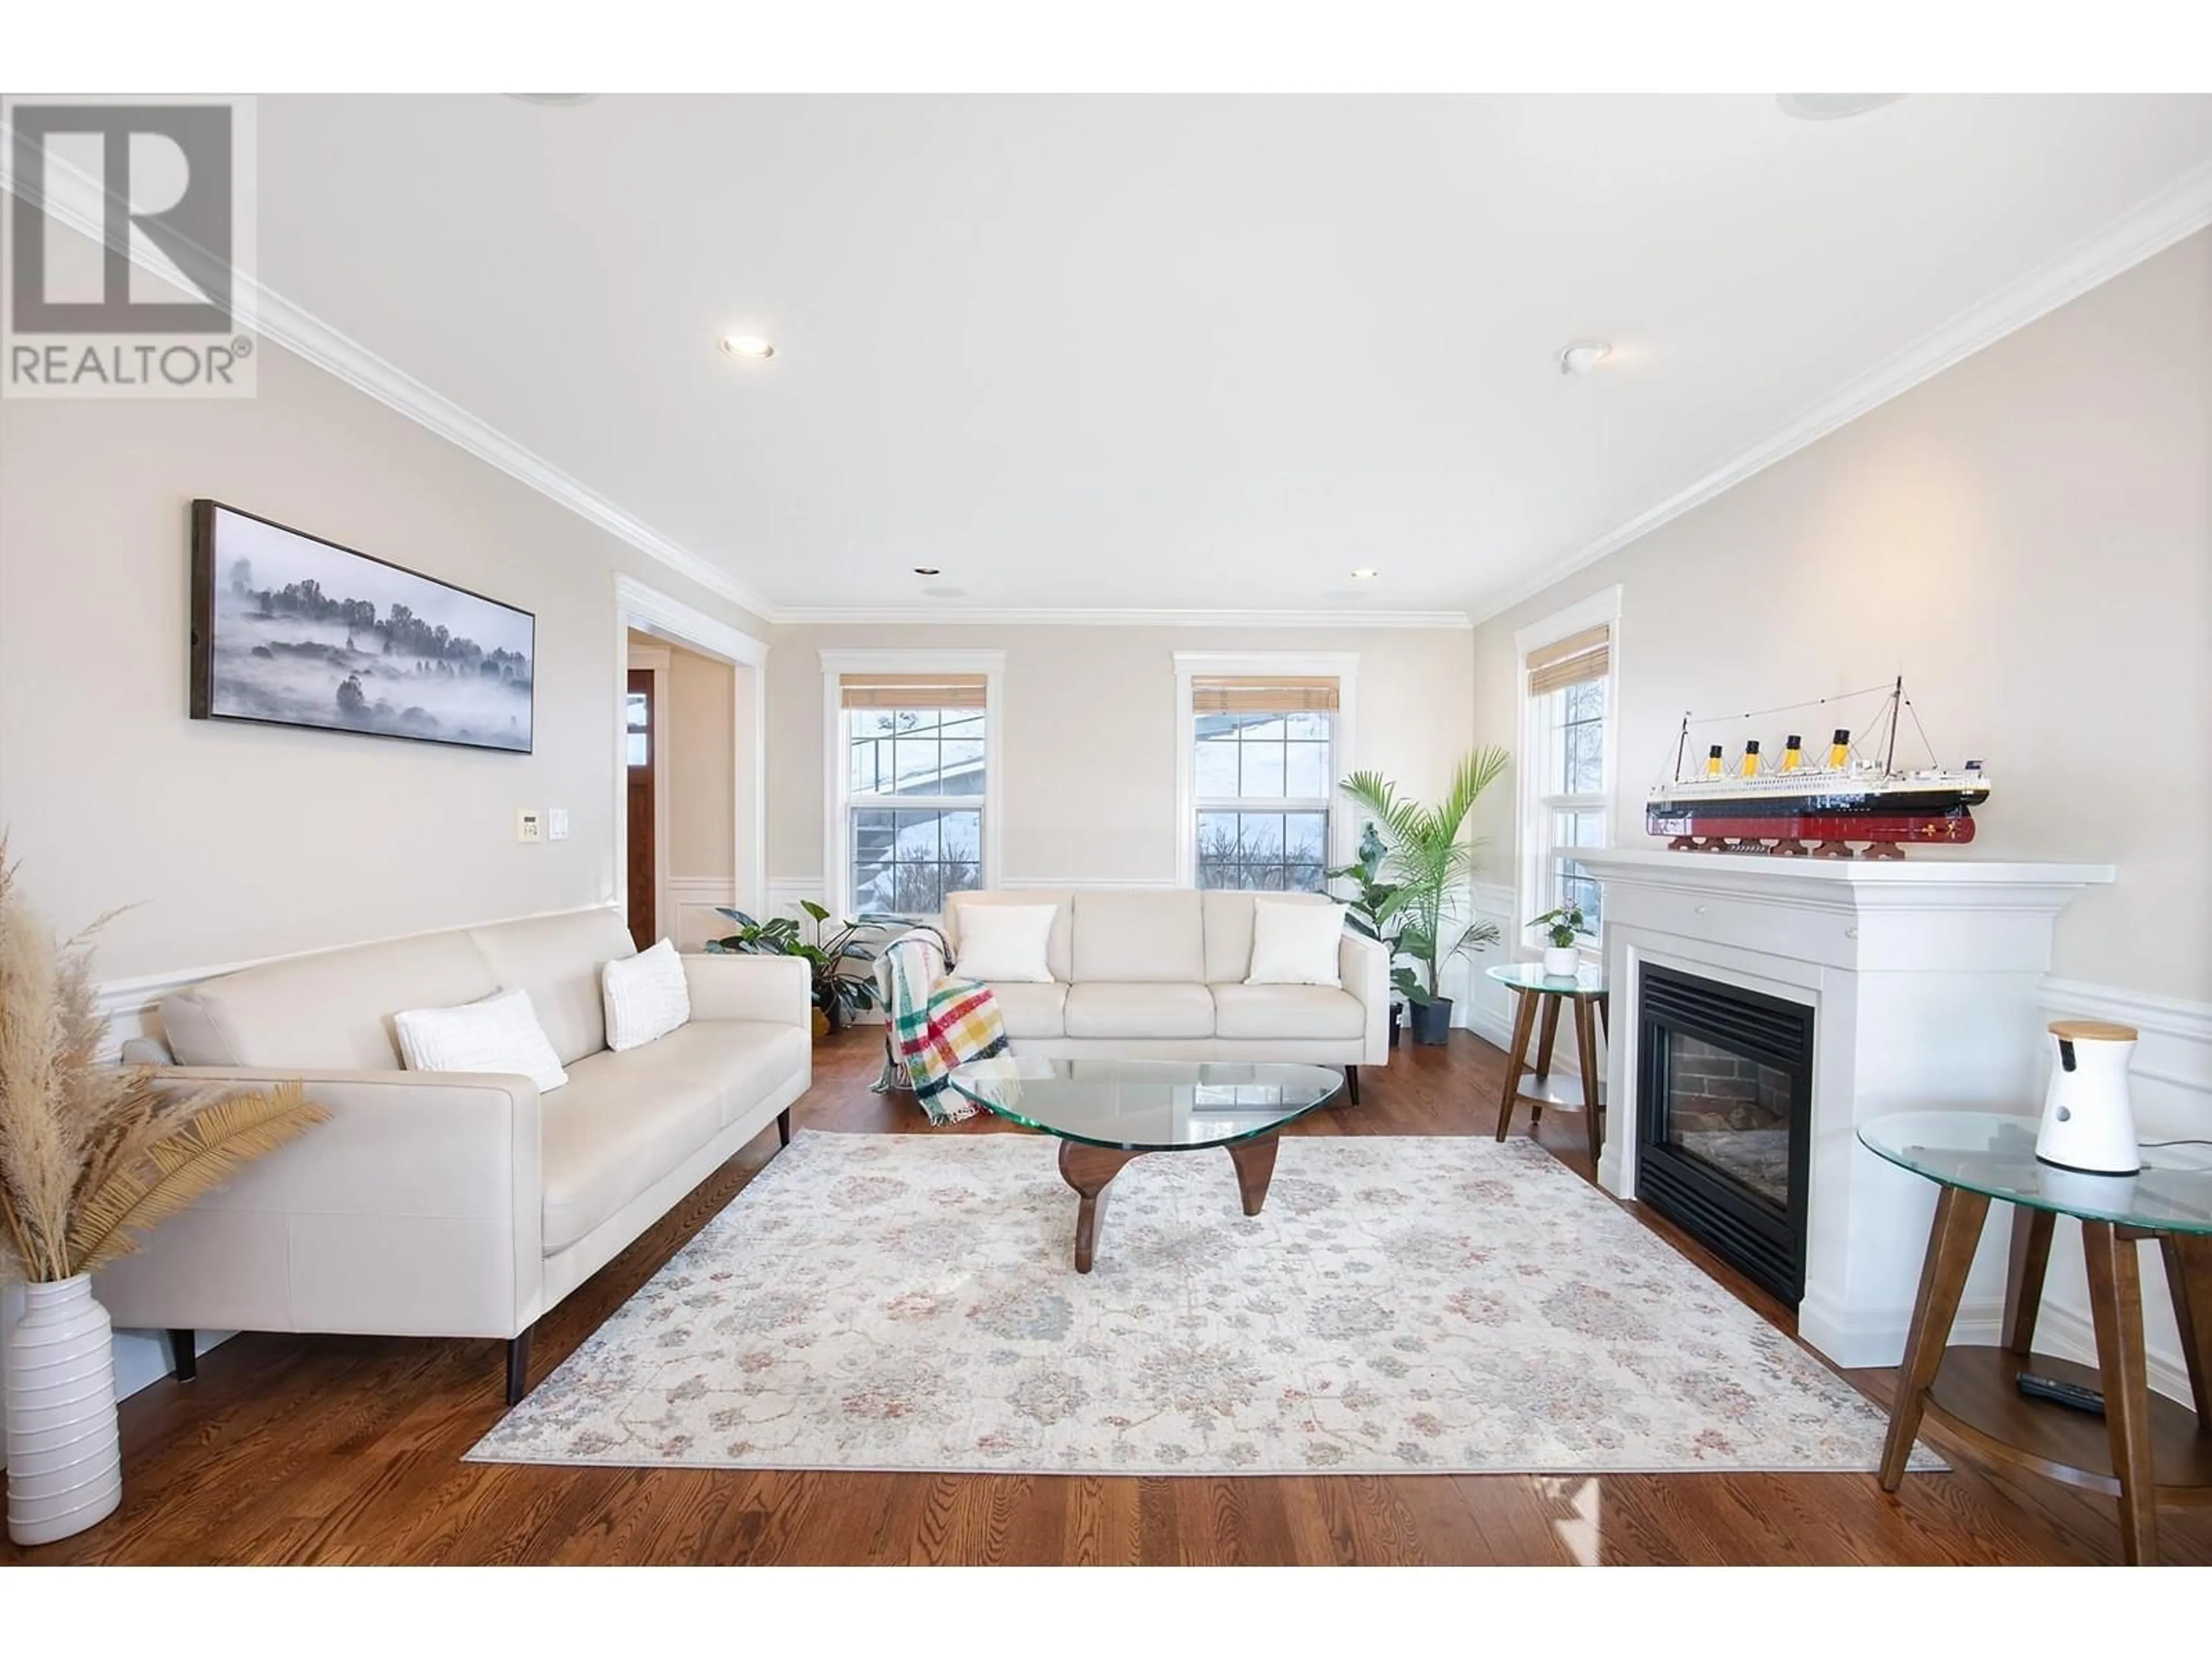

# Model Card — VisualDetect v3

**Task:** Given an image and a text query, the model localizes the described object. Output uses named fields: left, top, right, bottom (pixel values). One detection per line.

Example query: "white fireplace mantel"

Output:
left=1575, top=849, right=2113, bottom=1370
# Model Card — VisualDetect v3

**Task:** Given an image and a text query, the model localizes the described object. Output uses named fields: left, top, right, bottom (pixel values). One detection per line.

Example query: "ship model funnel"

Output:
left=1705, top=744, right=1724, bottom=778
left=1740, top=740, right=1762, bottom=778
left=1827, top=728, right=1850, bottom=768
left=1782, top=734, right=1803, bottom=772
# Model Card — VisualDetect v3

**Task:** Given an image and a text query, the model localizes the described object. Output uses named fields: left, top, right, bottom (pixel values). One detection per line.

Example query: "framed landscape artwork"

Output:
left=190, top=501, right=535, bottom=753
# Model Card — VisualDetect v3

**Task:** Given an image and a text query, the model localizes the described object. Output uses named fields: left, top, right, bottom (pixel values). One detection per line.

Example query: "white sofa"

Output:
left=97, top=907, right=810, bottom=1403
left=933, top=889, right=1389, bottom=1094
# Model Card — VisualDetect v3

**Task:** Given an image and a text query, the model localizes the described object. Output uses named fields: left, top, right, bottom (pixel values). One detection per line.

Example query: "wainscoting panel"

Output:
left=666, top=876, right=739, bottom=950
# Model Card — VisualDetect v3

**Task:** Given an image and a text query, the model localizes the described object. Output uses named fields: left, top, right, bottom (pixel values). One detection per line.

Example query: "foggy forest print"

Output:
left=195, top=505, right=535, bottom=752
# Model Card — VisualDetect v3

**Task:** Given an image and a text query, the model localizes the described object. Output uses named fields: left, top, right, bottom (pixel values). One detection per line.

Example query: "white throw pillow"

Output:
left=393, top=987, right=568, bottom=1092
left=602, top=938, right=692, bottom=1052
left=953, top=903, right=1058, bottom=983
left=1245, top=897, right=1348, bottom=988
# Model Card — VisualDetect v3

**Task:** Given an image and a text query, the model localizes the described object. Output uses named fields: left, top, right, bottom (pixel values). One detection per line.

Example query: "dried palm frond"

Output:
left=0, top=835, right=327, bottom=1283
left=67, top=1082, right=328, bottom=1276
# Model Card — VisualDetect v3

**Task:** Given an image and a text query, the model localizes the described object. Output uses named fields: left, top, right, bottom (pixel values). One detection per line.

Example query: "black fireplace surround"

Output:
left=1635, top=964, right=1813, bottom=1306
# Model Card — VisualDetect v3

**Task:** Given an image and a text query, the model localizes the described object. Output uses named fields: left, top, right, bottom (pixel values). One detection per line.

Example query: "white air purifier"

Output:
left=2034, top=1020, right=2140, bottom=1175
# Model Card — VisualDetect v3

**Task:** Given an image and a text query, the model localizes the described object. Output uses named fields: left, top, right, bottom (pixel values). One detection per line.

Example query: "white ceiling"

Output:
left=256, top=94, right=2212, bottom=621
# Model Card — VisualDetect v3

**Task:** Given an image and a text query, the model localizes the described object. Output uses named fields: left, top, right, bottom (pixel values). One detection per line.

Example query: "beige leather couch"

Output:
left=98, top=907, right=810, bottom=1403
left=936, top=890, right=1389, bottom=1093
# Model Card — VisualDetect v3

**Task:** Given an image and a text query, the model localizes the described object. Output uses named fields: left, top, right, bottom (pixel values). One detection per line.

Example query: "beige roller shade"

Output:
left=1525, top=625, right=1609, bottom=695
left=839, top=672, right=988, bottom=710
left=1191, top=675, right=1340, bottom=714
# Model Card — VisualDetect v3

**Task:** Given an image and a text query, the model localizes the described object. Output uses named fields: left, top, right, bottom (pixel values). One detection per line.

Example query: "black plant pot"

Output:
left=1408, top=997, right=1454, bottom=1046
left=1388, top=1003, right=1403, bottom=1049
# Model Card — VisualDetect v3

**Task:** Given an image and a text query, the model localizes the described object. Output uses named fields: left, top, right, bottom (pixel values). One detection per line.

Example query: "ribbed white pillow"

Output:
left=954, top=903, right=1058, bottom=983
left=393, top=987, right=568, bottom=1092
left=602, top=938, right=691, bottom=1052
left=1245, top=897, right=1348, bottom=988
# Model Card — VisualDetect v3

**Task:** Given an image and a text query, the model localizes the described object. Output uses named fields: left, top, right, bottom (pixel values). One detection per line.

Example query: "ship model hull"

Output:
left=1646, top=797, right=1979, bottom=858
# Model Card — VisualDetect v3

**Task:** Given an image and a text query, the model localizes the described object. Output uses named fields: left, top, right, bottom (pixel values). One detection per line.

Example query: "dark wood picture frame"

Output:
left=190, top=499, right=536, bottom=755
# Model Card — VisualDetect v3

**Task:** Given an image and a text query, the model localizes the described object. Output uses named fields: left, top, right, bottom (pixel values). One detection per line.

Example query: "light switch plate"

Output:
left=548, top=808, right=570, bottom=842
left=516, top=808, right=543, bottom=844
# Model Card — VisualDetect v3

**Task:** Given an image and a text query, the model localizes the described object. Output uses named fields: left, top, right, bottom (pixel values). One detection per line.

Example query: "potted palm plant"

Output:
left=1338, top=748, right=1513, bottom=1046
left=0, top=844, right=327, bottom=1545
left=1327, top=822, right=1407, bottom=1047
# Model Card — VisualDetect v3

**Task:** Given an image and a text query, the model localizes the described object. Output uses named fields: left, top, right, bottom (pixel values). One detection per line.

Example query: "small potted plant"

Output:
left=707, top=901, right=904, bottom=1037
left=1528, top=904, right=1588, bottom=979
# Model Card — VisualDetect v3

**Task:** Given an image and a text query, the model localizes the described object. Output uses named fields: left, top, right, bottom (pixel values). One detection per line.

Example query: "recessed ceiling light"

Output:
left=718, top=334, right=776, bottom=360
left=1558, top=339, right=1612, bottom=377
left=1350, top=568, right=1379, bottom=581
left=912, top=566, right=942, bottom=576
left=1776, top=94, right=1901, bottom=121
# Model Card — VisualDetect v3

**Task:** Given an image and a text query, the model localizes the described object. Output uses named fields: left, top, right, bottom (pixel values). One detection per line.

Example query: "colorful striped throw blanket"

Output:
left=872, top=926, right=1009, bottom=1124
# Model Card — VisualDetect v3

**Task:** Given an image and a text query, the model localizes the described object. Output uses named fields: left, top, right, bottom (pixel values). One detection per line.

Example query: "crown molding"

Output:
left=0, top=124, right=781, bottom=625
left=1466, top=160, right=2212, bottom=626
left=774, top=606, right=1472, bottom=630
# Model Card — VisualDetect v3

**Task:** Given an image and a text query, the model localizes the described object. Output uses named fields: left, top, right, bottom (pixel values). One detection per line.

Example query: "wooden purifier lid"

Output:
left=2048, top=1019, right=2138, bottom=1043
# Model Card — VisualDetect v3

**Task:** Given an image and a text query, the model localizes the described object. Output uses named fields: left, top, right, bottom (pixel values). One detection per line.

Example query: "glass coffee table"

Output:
left=945, top=1056, right=1346, bottom=1272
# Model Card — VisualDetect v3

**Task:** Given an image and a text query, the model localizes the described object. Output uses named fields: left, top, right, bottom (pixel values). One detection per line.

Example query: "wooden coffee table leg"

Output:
left=1571, top=993, right=1603, bottom=1166
left=1879, top=1184, right=1990, bottom=1490
left=1058, top=1141, right=1139, bottom=1274
left=2161, top=1233, right=2212, bottom=1423
left=2084, top=1222, right=2157, bottom=1565
left=1225, top=1134, right=1281, bottom=1217
left=1494, top=988, right=1538, bottom=1143
left=2003, top=1206, right=2056, bottom=1357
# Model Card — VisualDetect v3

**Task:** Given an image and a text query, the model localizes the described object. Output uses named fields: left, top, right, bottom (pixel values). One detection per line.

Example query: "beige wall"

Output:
left=766, top=623, right=1479, bottom=891
left=668, top=645, right=737, bottom=881
left=1469, top=228, right=2212, bottom=1001
left=0, top=346, right=766, bottom=983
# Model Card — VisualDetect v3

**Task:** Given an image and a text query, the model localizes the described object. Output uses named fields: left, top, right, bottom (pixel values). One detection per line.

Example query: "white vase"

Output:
left=4, top=1274, right=122, bottom=1547
left=1541, top=945, right=1580, bottom=979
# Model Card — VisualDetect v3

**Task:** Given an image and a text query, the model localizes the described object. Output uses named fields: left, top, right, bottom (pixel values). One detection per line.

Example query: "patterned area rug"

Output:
left=470, top=1131, right=1934, bottom=1476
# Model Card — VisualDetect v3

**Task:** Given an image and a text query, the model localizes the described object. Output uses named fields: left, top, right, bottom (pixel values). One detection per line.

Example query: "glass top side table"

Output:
left=1485, top=961, right=1608, bottom=1165
left=1858, top=1111, right=2212, bottom=1565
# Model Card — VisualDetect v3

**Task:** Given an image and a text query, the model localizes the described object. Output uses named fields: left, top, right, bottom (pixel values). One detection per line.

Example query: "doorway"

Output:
left=625, top=666, right=657, bottom=952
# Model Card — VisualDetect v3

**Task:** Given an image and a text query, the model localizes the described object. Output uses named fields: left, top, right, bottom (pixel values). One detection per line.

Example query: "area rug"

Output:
left=469, top=1131, right=1936, bottom=1476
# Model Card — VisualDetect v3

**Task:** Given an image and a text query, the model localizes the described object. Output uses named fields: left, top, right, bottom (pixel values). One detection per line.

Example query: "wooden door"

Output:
left=626, top=669, right=656, bottom=951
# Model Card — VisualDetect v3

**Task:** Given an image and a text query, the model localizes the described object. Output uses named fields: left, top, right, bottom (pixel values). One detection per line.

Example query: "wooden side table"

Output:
left=1487, top=962, right=1608, bottom=1164
left=1859, top=1111, right=2212, bottom=1566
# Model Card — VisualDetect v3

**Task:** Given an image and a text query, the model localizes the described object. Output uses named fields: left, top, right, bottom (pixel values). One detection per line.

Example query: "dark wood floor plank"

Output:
left=6, top=1026, right=2207, bottom=1566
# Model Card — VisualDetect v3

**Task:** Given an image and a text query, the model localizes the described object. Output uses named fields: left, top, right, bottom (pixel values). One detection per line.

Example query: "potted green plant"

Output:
left=1338, top=747, right=1512, bottom=1046
left=1528, top=903, right=1588, bottom=979
left=1327, top=821, right=1407, bottom=1047
left=707, top=901, right=904, bottom=1036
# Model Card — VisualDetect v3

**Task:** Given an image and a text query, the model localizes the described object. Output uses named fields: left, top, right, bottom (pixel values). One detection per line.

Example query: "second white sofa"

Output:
left=937, top=889, right=1389, bottom=1093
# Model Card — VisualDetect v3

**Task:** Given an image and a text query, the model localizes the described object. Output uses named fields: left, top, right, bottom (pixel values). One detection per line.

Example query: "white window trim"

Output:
left=1173, top=650, right=1359, bottom=889
left=1513, top=586, right=1621, bottom=963
left=821, top=648, right=1005, bottom=919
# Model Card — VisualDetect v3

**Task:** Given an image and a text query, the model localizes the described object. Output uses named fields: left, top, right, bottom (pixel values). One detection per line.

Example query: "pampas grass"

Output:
left=0, top=840, right=327, bottom=1283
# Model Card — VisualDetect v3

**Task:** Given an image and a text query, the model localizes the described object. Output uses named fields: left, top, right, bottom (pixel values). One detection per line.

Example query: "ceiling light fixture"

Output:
left=1558, top=339, right=1612, bottom=377
left=912, top=566, right=942, bottom=576
left=1775, top=93, right=1902, bottom=121
left=1350, top=568, right=1379, bottom=581
left=718, top=334, right=776, bottom=360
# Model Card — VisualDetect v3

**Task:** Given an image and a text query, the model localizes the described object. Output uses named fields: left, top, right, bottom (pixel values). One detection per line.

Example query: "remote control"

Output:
left=2015, top=1370, right=2105, bottom=1415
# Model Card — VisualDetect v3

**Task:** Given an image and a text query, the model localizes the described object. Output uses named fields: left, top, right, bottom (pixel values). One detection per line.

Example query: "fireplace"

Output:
left=1635, top=965, right=1813, bottom=1306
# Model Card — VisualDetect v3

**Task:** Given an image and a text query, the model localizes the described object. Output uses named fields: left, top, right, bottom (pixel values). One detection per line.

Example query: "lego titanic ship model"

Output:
left=1646, top=677, right=1989, bottom=859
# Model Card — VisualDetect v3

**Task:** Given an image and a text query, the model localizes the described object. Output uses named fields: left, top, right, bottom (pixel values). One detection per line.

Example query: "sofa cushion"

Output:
left=469, top=908, right=635, bottom=1065
left=1211, top=983, right=1367, bottom=1041
left=944, top=891, right=1075, bottom=983
left=1202, top=889, right=1336, bottom=984
left=162, top=930, right=498, bottom=1070
left=1071, top=891, right=1204, bottom=983
left=541, top=1020, right=808, bottom=1252
left=989, top=981, right=1069, bottom=1039
left=1064, top=981, right=1215, bottom=1040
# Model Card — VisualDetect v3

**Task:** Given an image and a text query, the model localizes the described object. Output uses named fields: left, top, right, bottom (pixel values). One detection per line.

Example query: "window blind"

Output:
left=1190, top=675, right=1340, bottom=714
left=1524, top=625, right=1609, bottom=695
left=838, top=672, right=988, bottom=710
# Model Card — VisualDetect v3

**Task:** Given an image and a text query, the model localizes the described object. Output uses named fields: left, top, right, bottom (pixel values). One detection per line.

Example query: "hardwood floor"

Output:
left=7, top=1028, right=2207, bottom=1566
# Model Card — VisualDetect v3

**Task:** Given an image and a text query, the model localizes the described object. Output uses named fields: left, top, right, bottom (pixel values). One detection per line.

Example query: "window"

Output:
left=823, top=654, right=1002, bottom=918
left=625, top=691, right=649, bottom=767
left=1517, top=602, right=1616, bottom=949
left=1176, top=657, right=1356, bottom=891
